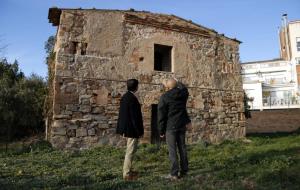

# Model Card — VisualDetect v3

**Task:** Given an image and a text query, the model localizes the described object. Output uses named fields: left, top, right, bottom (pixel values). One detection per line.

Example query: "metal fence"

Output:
left=262, top=96, right=300, bottom=109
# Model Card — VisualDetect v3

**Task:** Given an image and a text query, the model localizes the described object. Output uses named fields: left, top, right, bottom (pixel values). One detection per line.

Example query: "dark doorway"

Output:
left=154, top=44, right=172, bottom=72
left=151, top=104, right=160, bottom=144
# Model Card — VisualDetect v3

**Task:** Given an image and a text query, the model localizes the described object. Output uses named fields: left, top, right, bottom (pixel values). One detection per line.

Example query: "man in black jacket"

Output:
left=116, top=79, right=144, bottom=181
left=158, top=78, right=191, bottom=180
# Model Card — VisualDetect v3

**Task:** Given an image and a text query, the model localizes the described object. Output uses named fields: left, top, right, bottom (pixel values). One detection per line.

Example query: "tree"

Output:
left=44, top=36, right=56, bottom=140
left=0, top=59, right=24, bottom=147
left=0, top=58, right=47, bottom=145
left=44, top=36, right=55, bottom=55
left=243, top=92, right=252, bottom=119
left=14, top=74, right=47, bottom=137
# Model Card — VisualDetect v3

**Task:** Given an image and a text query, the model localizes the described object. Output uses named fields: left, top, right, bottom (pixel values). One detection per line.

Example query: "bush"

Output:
left=29, top=140, right=53, bottom=152
left=0, top=58, right=47, bottom=142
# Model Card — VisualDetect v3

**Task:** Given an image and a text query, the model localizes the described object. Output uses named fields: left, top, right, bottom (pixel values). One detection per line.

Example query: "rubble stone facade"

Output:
left=48, top=8, right=245, bottom=149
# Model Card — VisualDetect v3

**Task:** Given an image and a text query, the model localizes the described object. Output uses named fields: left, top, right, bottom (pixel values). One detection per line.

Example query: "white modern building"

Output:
left=242, top=15, right=300, bottom=110
left=281, top=19, right=300, bottom=87
left=242, top=59, right=298, bottom=110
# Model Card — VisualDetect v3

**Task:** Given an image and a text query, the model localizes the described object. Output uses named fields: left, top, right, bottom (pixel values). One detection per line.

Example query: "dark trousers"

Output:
left=166, top=130, right=188, bottom=176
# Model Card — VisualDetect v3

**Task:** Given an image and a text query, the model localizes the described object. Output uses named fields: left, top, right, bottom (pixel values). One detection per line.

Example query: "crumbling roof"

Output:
left=48, top=7, right=241, bottom=43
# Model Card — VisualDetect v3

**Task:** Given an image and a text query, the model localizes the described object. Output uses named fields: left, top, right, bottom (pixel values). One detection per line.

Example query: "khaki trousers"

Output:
left=123, top=138, right=139, bottom=177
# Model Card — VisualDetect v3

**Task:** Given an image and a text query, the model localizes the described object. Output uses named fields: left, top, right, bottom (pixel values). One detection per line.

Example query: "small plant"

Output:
left=243, top=91, right=252, bottom=119
left=29, top=140, right=53, bottom=152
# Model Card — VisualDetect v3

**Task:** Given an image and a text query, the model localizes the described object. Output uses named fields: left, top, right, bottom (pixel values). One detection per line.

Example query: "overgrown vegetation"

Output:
left=0, top=133, right=299, bottom=190
left=244, top=91, right=252, bottom=119
left=43, top=35, right=56, bottom=140
left=0, top=36, right=54, bottom=143
left=0, top=59, right=47, bottom=142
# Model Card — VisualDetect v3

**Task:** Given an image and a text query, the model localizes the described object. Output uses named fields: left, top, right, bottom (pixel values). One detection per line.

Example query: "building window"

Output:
left=296, top=57, right=300, bottom=65
left=68, top=41, right=88, bottom=55
left=154, top=44, right=172, bottom=72
left=81, top=42, right=88, bottom=55
left=297, top=37, right=300, bottom=52
left=69, top=41, right=78, bottom=54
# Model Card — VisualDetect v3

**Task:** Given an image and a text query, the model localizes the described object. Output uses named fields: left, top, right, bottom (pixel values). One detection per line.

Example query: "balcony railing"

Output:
left=248, top=96, right=300, bottom=110
left=262, top=96, right=300, bottom=109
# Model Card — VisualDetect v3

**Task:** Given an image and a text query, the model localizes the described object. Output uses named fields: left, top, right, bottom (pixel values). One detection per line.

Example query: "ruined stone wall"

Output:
left=50, top=10, right=245, bottom=149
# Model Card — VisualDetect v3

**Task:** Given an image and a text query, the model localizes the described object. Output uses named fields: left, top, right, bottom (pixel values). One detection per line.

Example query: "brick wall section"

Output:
left=246, top=109, right=300, bottom=134
left=296, top=65, right=300, bottom=84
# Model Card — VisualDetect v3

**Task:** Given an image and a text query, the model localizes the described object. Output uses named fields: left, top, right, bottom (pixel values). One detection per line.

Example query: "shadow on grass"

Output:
left=0, top=140, right=53, bottom=155
left=0, top=172, right=144, bottom=190
left=257, top=165, right=300, bottom=190
left=185, top=143, right=300, bottom=189
left=247, top=128, right=300, bottom=139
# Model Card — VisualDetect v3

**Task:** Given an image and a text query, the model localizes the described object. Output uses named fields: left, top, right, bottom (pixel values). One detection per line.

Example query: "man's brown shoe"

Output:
left=130, top=171, right=139, bottom=177
left=123, top=173, right=138, bottom=181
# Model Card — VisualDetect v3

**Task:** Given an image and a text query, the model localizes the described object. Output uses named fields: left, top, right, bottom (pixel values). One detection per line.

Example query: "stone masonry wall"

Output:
left=49, top=9, right=245, bottom=149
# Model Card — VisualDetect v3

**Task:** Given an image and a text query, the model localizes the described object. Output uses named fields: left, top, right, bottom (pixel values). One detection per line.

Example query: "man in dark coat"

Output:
left=158, top=78, right=191, bottom=180
left=116, top=79, right=144, bottom=181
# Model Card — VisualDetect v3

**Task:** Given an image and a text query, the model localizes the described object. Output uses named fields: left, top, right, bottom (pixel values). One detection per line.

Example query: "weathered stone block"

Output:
left=98, top=123, right=109, bottom=129
left=53, top=114, right=71, bottom=119
left=76, top=128, right=87, bottom=137
left=93, top=86, right=109, bottom=106
left=219, top=118, right=224, bottom=124
left=92, top=106, right=105, bottom=114
left=225, top=118, right=232, bottom=124
left=218, top=112, right=226, bottom=119
left=50, top=136, right=68, bottom=149
left=67, top=129, right=76, bottom=137
left=52, top=120, right=66, bottom=128
left=98, top=136, right=109, bottom=145
left=66, top=104, right=78, bottom=111
left=65, top=83, right=77, bottom=93
left=203, top=113, right=209, bottom=119
left=56, top=70, right=72, bottom=77
left=209, top=113, right=216, bottom=118
left=81, top=98, right=90, bottom=105
left=79, top=95, right=92, bottom=105
left=51, top=127, right=66, bottom=136
left=88, top=128, right=96, bottom=136
left=56, top=93, right=79, bottom=104
left=194, top=100, right=204, bottom=109
left=79, top=105, right=92, bottom=113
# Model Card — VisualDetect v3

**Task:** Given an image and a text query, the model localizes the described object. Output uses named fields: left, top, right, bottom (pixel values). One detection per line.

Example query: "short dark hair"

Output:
left=127, top=79, right=139, bottom=92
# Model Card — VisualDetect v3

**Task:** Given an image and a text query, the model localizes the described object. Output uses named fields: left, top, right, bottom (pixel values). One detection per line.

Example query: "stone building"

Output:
left=47, top=7, right=245, bottom=149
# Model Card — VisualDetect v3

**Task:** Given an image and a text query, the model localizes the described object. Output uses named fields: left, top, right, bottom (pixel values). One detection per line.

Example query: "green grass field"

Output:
left=1, top=133, right=300, bottom=190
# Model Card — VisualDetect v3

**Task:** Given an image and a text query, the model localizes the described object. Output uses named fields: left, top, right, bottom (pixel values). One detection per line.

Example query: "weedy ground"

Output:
left=0, top=132, right=300, bottom=190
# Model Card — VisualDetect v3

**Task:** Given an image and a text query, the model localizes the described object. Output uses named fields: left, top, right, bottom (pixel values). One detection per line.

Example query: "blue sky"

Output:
left=1, top=0, right=300, bottom=77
